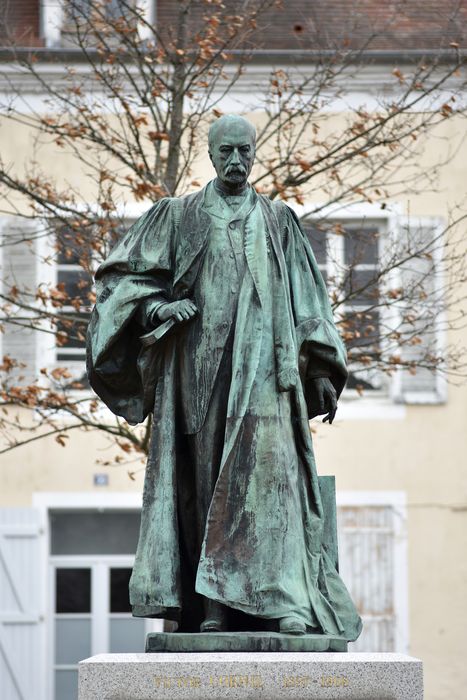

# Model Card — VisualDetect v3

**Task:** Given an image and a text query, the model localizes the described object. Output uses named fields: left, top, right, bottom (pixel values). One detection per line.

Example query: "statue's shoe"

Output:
left=200, top=617, right=227, bottom=633
left=279, top=616, right=306, bottom=635
left=200, top=598, right=228, bottom=632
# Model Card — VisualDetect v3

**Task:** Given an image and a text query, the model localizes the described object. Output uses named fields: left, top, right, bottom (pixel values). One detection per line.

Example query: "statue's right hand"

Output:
left=156, top=299, right=198, bottom=323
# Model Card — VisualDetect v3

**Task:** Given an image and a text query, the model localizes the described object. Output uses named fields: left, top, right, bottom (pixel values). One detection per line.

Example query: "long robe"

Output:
left=86, top=182, right=362, bottom=640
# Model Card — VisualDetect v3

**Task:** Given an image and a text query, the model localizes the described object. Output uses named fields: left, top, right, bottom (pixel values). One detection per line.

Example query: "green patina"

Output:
left=86, top=115, right=362, bottom=645
left=145, top=630, right=348, bottom=653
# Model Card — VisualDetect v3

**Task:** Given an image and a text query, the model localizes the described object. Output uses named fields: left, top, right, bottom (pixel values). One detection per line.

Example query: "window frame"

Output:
left=40, top=0, right=156, bottom=48
left=301, top=207, right=394, bottom=400
left=390, top=215, right=447, bottom=405
left=293, top=201, right=446, bottom=412
left=51, top=214, right=139, bottom=388
left=55, top=225, right=94, bottom=368
left=25, top=207, right=145, bottom=418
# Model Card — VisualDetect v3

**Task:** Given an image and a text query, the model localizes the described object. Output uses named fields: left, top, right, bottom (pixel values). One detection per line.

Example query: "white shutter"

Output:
left=392, top=219, right=446, bottom=404
left=137, top=0, right=157, bottom=41
left=0, top=508, right=46, bottom=700
left=1, top=218, right=39, bottom=384
left=40, top=1, right=64, bottom=48
left=337, top=496, right=408, bottom=653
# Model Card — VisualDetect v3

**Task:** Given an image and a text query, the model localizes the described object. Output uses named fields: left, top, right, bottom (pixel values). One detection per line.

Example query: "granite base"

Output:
left=78, top=652, right=423, bottom=699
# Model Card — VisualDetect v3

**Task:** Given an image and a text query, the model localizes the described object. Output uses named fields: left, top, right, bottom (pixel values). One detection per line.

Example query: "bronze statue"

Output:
left=87, top=115, right=362, bottom=641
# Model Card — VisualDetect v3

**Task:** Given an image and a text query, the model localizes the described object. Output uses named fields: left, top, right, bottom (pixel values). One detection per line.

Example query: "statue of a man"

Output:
left=87, top=115, right=361, bottom=640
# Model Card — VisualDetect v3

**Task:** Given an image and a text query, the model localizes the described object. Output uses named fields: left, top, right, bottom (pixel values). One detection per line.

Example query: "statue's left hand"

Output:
left=308, top=377, right=337, bottom=424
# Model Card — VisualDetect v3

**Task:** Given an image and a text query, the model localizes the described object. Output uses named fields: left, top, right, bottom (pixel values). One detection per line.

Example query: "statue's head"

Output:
left=208, top=115, right=256, bottom=187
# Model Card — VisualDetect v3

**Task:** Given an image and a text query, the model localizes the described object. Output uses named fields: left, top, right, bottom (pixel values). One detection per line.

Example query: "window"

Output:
left=41, top=1, right=156, bottom=48
left=51, top=510, right=142, bottom=555
left=303, top=212, right=446, bottom=407
left=304, top=219, right=387, bottom=394
left=53, top=0, right=154, bottom=47
left=55, top=224, right=93, bottom=381
left=54, top=219, right=134, bottom=386
left=65, top=0, right=137, bottom=26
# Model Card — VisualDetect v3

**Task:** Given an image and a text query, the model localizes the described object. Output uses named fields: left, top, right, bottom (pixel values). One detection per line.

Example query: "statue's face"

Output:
left=209, top=122, right=255, bottom=187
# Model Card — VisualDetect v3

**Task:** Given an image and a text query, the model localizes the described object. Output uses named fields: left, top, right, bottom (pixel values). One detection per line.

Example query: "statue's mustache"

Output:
left=225, top=164, right=246, bottom=174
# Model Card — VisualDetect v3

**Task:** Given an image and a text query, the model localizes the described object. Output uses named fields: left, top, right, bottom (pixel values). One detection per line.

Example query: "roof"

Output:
left=1, top=0, right=465, bottom=60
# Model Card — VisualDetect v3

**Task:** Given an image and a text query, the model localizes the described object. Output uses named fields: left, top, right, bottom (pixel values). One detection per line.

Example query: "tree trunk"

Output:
left=164, top=1, right=190, bottom=195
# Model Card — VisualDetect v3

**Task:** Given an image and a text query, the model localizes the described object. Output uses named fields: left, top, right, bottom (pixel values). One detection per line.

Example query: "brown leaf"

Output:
left=117, top=441, right=132, bottom=453
left=147, top=131, right=170, bottom=142
left=55, top=434, right=69, bottom=447
left=51, top=367, right=72, bottom=381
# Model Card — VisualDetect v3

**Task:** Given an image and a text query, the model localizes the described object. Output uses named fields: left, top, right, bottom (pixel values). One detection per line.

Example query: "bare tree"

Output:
left=0, top=0, right=466, bottom=471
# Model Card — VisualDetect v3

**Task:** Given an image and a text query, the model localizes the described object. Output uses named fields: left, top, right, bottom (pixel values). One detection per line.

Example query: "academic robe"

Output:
left=86, top=181, right=362, bottom=641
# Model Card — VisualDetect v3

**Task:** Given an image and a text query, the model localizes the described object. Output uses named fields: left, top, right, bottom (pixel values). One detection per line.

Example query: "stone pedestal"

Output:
left=79, top=652, right=423, bottom=699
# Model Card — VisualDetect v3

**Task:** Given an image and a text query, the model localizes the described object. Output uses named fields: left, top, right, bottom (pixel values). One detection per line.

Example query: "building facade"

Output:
left=0, top=3, right=466, bottom=700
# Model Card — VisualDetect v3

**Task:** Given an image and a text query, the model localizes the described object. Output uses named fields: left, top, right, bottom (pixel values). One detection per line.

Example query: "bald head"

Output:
left=208, top=115, right=256, bottom=191
left=208, top=115, right=256, bottom=151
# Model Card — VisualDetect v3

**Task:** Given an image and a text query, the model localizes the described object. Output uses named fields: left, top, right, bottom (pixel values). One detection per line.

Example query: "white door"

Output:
left=0, top=508, right=46, bottom=700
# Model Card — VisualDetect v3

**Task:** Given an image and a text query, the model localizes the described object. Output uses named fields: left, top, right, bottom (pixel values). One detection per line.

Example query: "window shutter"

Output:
left=337, top=500, right=407, bottom=653
left=137, top=0, right=156, bottom=41
left=392, top=219, right=446, bottom=405
left=1, top=218, right=39, bottom=385
left=0, top=508, right=46, bottom=700
left=40, top=1, right=64, bottom=48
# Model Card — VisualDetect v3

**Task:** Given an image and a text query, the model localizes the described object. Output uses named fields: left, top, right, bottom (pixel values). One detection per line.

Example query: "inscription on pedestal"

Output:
left=79, top=652, right=424, bottom=700
left=151, top=674, right=352, bottom=691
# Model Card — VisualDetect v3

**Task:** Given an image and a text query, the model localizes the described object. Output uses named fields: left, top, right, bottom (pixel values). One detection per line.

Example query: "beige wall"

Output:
left=315, top=382, right=467, bottom=700
left=0, top=413, right=141, bottom=502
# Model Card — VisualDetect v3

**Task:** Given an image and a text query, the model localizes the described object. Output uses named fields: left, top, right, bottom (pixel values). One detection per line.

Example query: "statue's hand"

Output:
left=156, top=299, right=198, bottom=323
left=308, top=377, right=337, bottom=424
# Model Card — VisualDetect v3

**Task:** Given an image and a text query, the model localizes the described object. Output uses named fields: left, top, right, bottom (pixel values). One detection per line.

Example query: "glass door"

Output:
left=108, top=566, right=146, bottom=653
left=51, top=557, right=155, bottom=700
left=53, top=566, right=92, bottom=700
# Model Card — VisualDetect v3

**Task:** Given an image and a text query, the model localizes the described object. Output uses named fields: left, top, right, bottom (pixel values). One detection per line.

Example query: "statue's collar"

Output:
left=201, top=180, right=257, bottom=220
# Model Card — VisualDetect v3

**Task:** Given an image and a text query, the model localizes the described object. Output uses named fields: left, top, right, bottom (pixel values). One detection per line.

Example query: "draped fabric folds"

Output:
left=86, top=183, right=362, bottom=641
